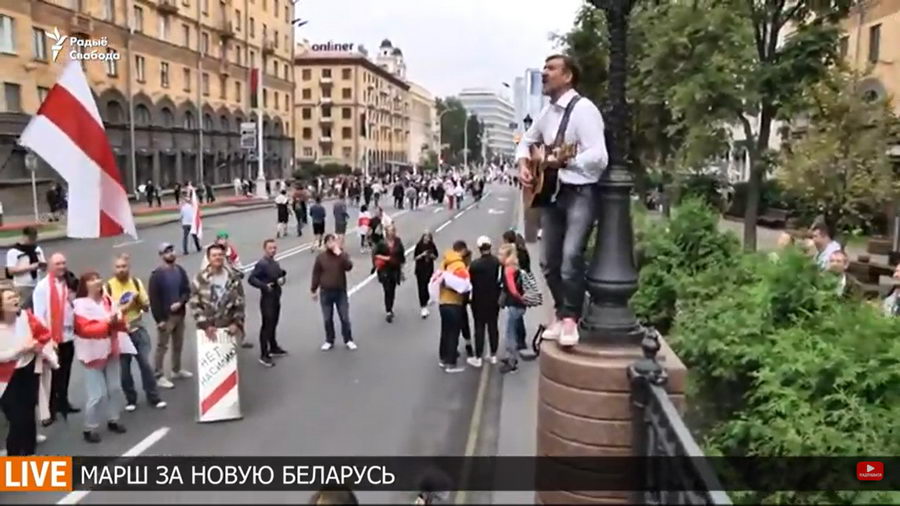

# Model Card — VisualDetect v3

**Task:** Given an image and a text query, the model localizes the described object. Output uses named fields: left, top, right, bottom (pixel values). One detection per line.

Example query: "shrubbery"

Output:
left=634, top=198, right=900, bottom=504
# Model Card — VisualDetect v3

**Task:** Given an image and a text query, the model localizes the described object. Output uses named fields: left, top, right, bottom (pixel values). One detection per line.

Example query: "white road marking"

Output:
left=434, top=221, right=451, bottom=233
left=56, top=427, right=171, bottom=505
left=433, top=208, right=443, bottom=214
left=113, top=239, right=144, bottom=248
left=488, top=209, right=505, bottom=215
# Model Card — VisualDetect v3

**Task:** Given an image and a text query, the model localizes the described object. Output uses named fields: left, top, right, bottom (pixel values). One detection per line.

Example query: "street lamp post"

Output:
left=436, top=109, right=452, bottom=171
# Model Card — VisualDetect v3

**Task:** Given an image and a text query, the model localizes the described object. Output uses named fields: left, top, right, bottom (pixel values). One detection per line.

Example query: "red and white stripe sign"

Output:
left=18, top=61, right=137, bottom=239
left=196, top=329, right=241, bottom=422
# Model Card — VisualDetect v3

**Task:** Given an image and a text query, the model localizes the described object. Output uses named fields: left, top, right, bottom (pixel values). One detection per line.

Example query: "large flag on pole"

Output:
left=18, top=61, right=137, bottom=239
left=190, top=185, right=203, bottom=239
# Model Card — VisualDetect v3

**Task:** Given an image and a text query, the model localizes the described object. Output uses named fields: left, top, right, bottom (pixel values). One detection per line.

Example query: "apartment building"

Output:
left=407, top=81, right=436, bottom=168
left=839, top=0, right=900, bottom=113
left=294, top=43, right=410, bottom=174
left=0, top=0, right=295, bottom=203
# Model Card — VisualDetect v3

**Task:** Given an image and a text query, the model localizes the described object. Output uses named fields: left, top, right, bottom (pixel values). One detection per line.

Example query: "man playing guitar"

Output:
left=517, top=54, right=609, bottom=347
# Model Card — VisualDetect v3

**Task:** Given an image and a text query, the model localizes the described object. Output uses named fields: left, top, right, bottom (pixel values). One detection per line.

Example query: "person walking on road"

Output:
left=104, top=254, right=166, bottom=411
left=311, top=234, right=355, bottom=351
left=469, top=236, right=501, bottom=366
left=0, top=286, right=54, bottom=455
left=248, top=239, right=287, bottom=367
left=373, top=224, right=405, bottom=323
left=437, top=240, right=471, bottom=373
left=413, top=232, right=439, bottom=318
left=32, top=253, right=79, bottom=423
left=179, top=200, right=202, bottom=255
left=333, top=196, right=350, bottom=242
left=498, top=245, right=526, bottom=374
left=310, top=196, right=327, bottom=251
left=172, top=183, right=182, bottom=206
left=190, top=243, right=247, bottom=350
left=357, top=205, right=372, bottom=252
left=148, top=243, right=192, bottom=389
left=73, top=271, right=132, bottom=443
left=392, top=181, right=405, bottom=209
left=372, top=180, right=384, bottom=208
left=6, top=226, right=46, bottom=309
left=275, top=190, right=290, bottom=238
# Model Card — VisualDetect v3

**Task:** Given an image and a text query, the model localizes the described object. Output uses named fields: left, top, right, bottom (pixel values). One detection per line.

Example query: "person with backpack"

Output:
left=498, top=244, right=526, bottom=374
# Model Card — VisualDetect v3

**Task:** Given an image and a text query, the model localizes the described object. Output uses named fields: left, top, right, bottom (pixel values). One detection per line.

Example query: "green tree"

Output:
left=436, top=97, right=484, bottom=167
left=776, top=70, right=898, bottom=234
left=640, top=0, right=852, bottom=251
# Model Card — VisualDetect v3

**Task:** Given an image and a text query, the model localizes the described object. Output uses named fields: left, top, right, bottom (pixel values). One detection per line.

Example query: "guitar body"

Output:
left=522, top=143, right=576, bottom=208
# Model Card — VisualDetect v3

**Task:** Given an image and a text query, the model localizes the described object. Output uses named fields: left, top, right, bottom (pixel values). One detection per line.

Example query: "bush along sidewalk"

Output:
left=631, top=198, right=900, bottom=505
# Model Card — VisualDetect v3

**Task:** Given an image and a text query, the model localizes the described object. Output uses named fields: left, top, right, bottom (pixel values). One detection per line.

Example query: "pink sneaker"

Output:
left=542, top=320, right=563, bottom=340
left=559, top=319, right=579, bottom=347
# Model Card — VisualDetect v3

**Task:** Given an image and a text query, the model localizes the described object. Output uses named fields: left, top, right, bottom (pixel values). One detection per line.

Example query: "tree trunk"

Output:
left=743, top=159, right=761, bottom=251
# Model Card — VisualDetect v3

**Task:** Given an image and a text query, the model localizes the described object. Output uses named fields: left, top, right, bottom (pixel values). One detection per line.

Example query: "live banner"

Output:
left=196, top=329, right=241, bottom=422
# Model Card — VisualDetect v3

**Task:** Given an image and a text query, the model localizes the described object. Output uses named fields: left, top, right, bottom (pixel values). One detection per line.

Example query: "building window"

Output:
left=284, top=35, right=288, bottom=50
left=159, top=15, right=170, bottom=39
left=183, top=67, right=191, bottom=91
left=219, top=75, right=226, bottom=99
left=302, top=69, right=311, bottom=80
left=235, top=48, right=242, bottom=65
left=32, top=28, right=47, bottom=61
left=160, top=62, right=169, bottom=88
left=302, top=127, right=311, bottom=139
left=262, top=23, right=267, bottom=40
left=135, top=104, right=151, bottom=126
left=322, top=68, right=331, bottom=78
left=37, top=86, right=49, bottom=104
left=249, top=17, right=255, bottom=37
left=106, top=49, right=117, bottom=76
left=340, top=68, right=350, bottom=80
left=203, top=113, right=213, bottom=130
left=274, top=30, right=279, bottom=48
left=322, top=87, right=331, bottom=98
left=263, top=89, right=268, bottom=107
left=184, top=110, right=195, bottom=129
left=869, top=24, right=881, bottom=64
left=133, top=6, right=143, bottom=33
left=161, top=108, right=174, bottom=127
left=202, top=0, right=209, bottom=14
left=103, top=0, right=114, bottom=21
left=342, top=88, right=351, bottom=99
left=839, top=36, right=848, bottom=59
left=182, top=24, right=190, bottom=47
left=322, top=146, right=332, bottom=156
left=235, top=81, right=241, bottom=102
left=342, top=147, right=352, bottom=159
left=4, top=83, right=21, bottom=112
left=342, top=107, right=351, bottom=119
left=135, top=55, right=145, bottom=82
left=263, top=0, right=267, bottom=10
left=322, top=105, right=332, bottom=117
left=302, top=88, right=311, bottom=100
left=302, top=108, right=311, bottom=119
left=202, top=72, right=210, bottom=95
left=302, top=147, right=313, bottom=157
left=321, top=127, right=331, bottom=139
left=274, top=92, right=279, bottom=109
left=250, top=50, right=255, bottom=69
left=342, top=127, right=351, bottom=139
left=202, top=32, right=209, bottom=54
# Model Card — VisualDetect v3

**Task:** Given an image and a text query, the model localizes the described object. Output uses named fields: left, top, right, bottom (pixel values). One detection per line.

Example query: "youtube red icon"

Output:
left=857, top=461, right=884, bottom=481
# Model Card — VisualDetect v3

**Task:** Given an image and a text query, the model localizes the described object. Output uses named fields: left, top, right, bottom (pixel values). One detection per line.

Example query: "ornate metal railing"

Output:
left=628, top=328, right=733, bottom=505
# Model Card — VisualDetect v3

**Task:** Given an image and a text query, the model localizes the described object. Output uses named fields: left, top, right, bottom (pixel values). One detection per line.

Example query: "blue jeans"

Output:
left=121, top=326, right=161, bottom=405
left=320, top=289, right=352, bottom=344
left=84, top=359, right=123, bottom=431
left=505, top=306, right=526, bottom=365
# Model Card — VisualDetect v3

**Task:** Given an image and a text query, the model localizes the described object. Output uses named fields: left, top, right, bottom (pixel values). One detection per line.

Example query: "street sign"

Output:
left=240, top=122, right=256, bottom=150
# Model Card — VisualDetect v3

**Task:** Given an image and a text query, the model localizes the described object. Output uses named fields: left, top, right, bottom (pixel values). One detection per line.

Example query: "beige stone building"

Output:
left=0, top=0, right=295, bottom=205
left=839, top=0, right=900, bottom=114
left=407, top=80, right=436, bottom=169
left=293, top=40, right=411, bottom=175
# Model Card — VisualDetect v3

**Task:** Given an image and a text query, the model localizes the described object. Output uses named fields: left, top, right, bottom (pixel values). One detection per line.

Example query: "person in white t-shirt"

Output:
left=6, top=227, right=46, bottom=308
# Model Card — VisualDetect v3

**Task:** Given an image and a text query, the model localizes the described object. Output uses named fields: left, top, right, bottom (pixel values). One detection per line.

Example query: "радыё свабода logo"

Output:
left=46, top=27, right=120, bottom=63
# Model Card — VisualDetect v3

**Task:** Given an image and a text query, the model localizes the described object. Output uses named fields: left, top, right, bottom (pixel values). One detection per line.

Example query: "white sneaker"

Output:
left=173, top=370, right=193, bottom=379
left=420, top=307, right=429, bottom=318
left=153, top=401, right=167, bottom=409
left=321, top=342, right=334, bottom=351
left=542, top=321, right=563, bottom=341
left=488, top=355, right=498, bottom=365
left=444, top=365, right=465, bottom=374
left=36, top=434, right=47, bottom=444
left=125, top=404, right=137, bottom=412
left=346, top=341, right=358, bottom=351
left=466, top=357, right=483, bottom=368
left=559, top=321, right=580, bottom=347
left=156, top=377, right=175, bottom=389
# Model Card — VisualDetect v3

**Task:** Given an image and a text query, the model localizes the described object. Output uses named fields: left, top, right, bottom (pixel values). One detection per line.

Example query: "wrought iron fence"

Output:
left=628, top=327, right=733, bottom=505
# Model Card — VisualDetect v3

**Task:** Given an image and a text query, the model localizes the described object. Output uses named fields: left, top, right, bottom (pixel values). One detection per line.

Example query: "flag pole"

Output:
left=255, top=49, right=266, bottom=199
left=196, top=0, right=204, bottom=186
left=126, top=0, right=137, bottom=194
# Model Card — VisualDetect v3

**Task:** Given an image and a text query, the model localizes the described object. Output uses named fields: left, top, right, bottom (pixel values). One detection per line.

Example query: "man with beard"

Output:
left=148, top=243, right=193, bottom=389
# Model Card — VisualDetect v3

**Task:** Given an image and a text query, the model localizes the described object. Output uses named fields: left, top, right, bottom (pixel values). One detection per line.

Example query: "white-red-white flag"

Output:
left=190, top=186, right=203, bottom=239
left=18, top=61, right=137, bottom=239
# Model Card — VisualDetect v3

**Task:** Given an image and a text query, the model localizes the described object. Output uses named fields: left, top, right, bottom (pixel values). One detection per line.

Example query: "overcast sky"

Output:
left=296, top=0, right=584, bottom=99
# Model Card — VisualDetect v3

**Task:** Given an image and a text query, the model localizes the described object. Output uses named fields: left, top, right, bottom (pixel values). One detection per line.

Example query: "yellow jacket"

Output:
left=438, top=250, right=470, bottom=306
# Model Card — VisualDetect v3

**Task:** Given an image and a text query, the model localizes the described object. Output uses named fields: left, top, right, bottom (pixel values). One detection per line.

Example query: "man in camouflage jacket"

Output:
left=190, top=243, right=247, bottom=346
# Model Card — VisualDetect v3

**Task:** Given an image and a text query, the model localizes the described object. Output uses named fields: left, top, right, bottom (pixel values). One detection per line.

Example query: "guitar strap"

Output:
left=546, top=95, right=581, bottom=203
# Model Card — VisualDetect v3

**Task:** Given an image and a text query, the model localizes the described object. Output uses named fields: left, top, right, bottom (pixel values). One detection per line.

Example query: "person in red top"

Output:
left=498, top=245, right=526, bottom=375
left=73, top=272, right=134, bottom=443
left=372, top=224, right=406, bottom=323
left=0, top=285, right=52, bottom=455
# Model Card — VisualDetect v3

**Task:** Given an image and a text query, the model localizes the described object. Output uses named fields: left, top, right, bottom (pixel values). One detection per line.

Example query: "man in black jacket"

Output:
left=468, top=236, right=502, bottom=367
left=148, top=242, right=192, bottom=389
left=248, top=239, right=287, bottom=367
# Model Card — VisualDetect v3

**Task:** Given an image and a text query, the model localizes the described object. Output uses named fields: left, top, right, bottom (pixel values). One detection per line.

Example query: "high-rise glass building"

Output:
left=458, top=87, right=515, bottom=159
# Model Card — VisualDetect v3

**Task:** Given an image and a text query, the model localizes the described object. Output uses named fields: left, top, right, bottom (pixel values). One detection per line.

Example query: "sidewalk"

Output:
left=0, top=195, right=271, bottom=248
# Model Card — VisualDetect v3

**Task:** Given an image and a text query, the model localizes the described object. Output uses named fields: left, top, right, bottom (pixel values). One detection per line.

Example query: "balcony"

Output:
left=320, top=76, right=333, bottom=85
left=319, top=116, right=333, bottom=124
left=158, top=0, right=179, bottom=14
left=220, top=21, right=236, bottom=40
left=320, top=97, right=333, bottom=105
left=68, top=13, right=93, bottom=35
left=262, top=39, right=276, bottom=56
left=319, top=136, right=333, bottom=144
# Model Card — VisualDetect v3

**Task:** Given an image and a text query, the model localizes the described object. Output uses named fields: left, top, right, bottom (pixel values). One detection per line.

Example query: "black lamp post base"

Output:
left=579, top=301, right=643, bottom=345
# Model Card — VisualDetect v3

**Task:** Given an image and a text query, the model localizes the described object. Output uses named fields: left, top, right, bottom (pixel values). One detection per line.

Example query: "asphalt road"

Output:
left=6, top=184, right=521, bottom=504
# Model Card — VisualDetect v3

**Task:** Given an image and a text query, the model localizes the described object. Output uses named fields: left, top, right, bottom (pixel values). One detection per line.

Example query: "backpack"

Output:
left=519, top=270, right=543, bottom=307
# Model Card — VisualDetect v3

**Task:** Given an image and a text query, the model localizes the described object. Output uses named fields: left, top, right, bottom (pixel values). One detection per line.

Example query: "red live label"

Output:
left=857, top=462, right=884, bottom=481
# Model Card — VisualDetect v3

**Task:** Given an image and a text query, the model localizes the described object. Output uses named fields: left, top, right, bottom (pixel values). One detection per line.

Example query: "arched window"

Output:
left=161, top=107, right=174, bottom=128
left=183, top=110, right=195, bottom=129
left=135, top=104, right=151, bottom=126
left=220, top=115, right=229, bottom=132
left=203, top=113, right=213, bottom=131
left=235, top=116, right=243, bottom=132
left=106, top=101, right=124, bottom=124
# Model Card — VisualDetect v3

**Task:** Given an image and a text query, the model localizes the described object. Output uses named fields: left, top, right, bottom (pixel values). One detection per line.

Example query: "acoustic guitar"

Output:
left=522, top=143, right=577, bottom=208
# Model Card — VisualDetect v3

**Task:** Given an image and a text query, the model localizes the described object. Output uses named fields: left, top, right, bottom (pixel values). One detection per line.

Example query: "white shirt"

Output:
left=32, top=276, right=75, bottom=343
left=6, top=245, right=45, bottom=288
left=180, top=203, right=194, bottom=226
left=515, top=88, right=609, bottom=185
left=275, top=194, right=289, bottom=205
left=816, top=240, right=842, bottom=270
